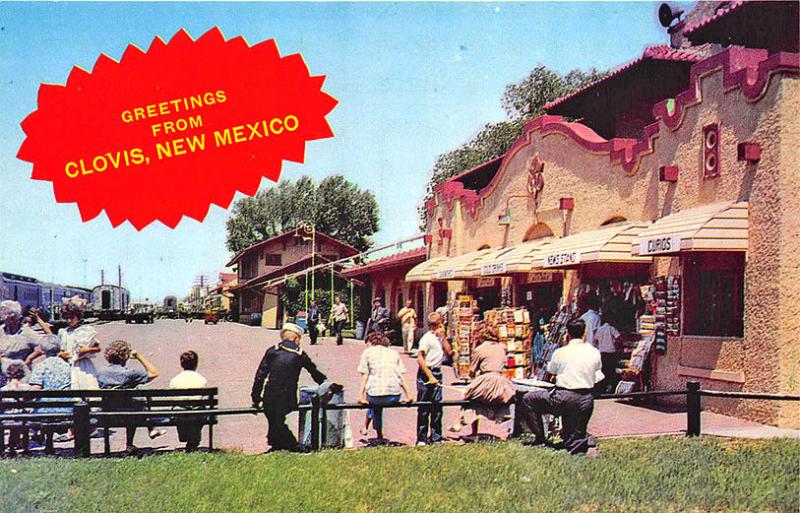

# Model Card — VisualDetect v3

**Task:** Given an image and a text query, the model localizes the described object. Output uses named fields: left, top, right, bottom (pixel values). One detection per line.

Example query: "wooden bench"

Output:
left=0, top=388, right=218, bottom=456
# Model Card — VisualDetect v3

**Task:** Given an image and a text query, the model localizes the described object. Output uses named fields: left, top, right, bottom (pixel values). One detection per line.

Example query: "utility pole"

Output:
left=100, top=269, right=105, bottom=286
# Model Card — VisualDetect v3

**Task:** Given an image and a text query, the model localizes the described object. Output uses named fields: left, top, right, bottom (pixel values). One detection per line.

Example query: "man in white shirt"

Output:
left=169, top=350, right=208, bottom=452
left=415, top=311, right=451, bottom=445
left=515, top=318, right=603, bottom=454
left=579, top=294, right=602, bottom=348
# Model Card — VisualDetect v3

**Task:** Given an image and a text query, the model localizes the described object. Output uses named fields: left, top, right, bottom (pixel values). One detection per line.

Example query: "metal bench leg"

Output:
left=208, top=424, right=214, bottom=451
left=104, top=427, right=111, bottom=456
left=45, top=431, right=54, bottom=455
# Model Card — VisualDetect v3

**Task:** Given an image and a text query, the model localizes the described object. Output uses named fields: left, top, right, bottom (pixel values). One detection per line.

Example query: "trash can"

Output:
left=298, top=382, right=348, bottom=449
left=355, top=320, right=365, bottom=340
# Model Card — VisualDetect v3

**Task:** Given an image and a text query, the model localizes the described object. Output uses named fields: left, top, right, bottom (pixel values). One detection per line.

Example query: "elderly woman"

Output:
left=0, top=300, right=45, bottom=367
left=357, top=332, right=413, bottom=441
left=449, top=324, right=515, bottom=437
left=57, top=299, right=101, bottom=389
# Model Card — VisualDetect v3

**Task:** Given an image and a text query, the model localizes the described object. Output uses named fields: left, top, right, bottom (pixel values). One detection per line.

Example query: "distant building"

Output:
left=205, top=272, right=237, bottom=312
left=226, top=230, right=359, bottom=328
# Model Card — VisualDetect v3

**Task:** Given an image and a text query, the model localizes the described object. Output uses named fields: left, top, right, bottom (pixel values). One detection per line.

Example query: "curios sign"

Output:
left=639, top=235, right=682, bottom=255
left=17, top=28, right=338, bottom=229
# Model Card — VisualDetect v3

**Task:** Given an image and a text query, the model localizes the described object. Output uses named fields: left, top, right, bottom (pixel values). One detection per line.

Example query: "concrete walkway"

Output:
left=50, top=320, right=798, bottom=455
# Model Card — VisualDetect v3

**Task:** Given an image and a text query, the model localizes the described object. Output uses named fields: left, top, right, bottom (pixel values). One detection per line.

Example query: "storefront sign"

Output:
left=476, top=277, right=496, bottom=288
left=524, top=272, right=557, bottom=284
left=542, top=251, right=580, bottom=268
left=639, top=235, right=682, bottom=255
left=481, top=263, right=507, bottom=276
left=436, top=269, right=455, bottom=280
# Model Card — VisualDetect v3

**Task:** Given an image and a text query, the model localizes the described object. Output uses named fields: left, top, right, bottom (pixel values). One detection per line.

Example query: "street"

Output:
left=77, top=319, right=793, bottom=455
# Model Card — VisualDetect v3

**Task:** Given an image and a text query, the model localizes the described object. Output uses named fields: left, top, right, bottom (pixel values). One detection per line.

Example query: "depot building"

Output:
left=407, top=1, right=799, bottom=427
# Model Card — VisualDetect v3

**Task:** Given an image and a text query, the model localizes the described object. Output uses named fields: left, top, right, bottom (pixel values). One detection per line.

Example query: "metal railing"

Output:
left=1, top=381, right=797, bottom=456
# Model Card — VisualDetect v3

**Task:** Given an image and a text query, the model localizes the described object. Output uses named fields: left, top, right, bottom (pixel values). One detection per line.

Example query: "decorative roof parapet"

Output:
left=653, top=48, right=800, bottom=131
left=427, top=47, right=799, bottom=220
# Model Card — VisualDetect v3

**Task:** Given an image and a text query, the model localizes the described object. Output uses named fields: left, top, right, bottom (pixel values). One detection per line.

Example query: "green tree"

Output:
left=419, top=65, right=606, bottom=229
left=226, top=175, right=379, bottom=254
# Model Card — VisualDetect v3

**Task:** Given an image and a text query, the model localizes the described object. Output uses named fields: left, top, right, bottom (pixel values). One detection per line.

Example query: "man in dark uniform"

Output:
left=307, top=300, right=320, bottom=346
left=251, top=322, right=328, bottom=452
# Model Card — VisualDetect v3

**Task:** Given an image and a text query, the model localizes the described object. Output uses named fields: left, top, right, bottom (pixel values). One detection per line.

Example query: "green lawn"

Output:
left=2, top=437, right=798, bottom=513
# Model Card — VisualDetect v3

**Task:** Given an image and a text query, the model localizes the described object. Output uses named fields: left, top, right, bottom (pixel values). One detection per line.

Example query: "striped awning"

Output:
left=463, top=238, right=554, bottom=276
left=405, top=256, right=450, bottom=282
left=632, top=202, right=748, bottom=256
left=539, top=223, right=652, bottom=268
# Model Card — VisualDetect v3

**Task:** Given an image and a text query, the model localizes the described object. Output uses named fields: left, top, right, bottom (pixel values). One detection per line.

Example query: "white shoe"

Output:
left=149, top=429, right=167, bottom=439
left=416, top=441, right=427, bottom=446
left=359, top=427, right=369, bottom=436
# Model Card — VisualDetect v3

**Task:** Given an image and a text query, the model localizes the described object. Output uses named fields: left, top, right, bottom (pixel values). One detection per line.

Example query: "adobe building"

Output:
left=227, top=230, right=359, bottom=328
left=408, top=1, right=799, bottom=427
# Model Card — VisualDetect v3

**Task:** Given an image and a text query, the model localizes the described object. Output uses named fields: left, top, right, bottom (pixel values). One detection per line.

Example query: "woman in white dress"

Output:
left=58, top=299, right=101, bottom=389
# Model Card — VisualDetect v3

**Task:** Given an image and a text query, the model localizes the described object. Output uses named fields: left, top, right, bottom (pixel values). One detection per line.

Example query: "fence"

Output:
left=1, top=380, right=797, bottom=456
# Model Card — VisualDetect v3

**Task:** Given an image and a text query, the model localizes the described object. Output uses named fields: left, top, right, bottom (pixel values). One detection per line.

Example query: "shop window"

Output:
left=683, top=253, right=744, bottom=338
left=264, top=254, right=282, bottom=266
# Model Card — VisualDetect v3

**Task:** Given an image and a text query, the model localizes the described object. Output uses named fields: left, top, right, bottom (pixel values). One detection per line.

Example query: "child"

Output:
left=169, top=350, right=208, bottom=452
left=415, top=312, right=451, bottom=445
left=1, top=362, right=33, bottom=456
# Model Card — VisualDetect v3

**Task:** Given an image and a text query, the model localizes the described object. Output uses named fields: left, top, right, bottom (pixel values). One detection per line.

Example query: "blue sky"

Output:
left=0, top=1, right=689, bottom=301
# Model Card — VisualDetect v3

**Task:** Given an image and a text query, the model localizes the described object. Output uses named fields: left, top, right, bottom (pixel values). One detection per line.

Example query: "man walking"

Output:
left=330, top=296, right=348, bottom=346
left=514, top=318, right=603, bottom=455
left=397, top=299, right=417, bottom=354
left=416, top=312, right=450, bottom=445
left=307, top=300, right=320, bottom=346
left=251, top=323, right=329, bottom=452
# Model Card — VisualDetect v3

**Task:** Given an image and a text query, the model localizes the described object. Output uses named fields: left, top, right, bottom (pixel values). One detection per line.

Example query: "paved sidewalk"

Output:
left=57, top=320, right=798, bottom=455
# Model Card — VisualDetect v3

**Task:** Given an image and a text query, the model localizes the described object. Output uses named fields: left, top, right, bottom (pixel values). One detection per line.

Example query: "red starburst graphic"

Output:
left=17, top=28, right=338, bottom=229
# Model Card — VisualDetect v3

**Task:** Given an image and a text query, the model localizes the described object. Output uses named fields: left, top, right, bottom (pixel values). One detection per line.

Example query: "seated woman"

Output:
left=357, top=332, right=413, bottom=441
left=449, top=324, right=515, bottom=437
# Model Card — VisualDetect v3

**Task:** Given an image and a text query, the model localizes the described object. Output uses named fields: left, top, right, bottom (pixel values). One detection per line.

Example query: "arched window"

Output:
left=523, top=223, right=554, bottom=242
left=601, top=216, right=627, bottom=226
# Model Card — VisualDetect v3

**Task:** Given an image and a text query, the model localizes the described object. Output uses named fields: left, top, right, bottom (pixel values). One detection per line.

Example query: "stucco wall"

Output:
left=426, top=51, right=799, bottom=427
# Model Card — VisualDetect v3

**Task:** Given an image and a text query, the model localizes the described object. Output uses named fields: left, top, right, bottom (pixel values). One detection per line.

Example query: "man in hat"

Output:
left=251, top=322, right=329, bottom=452
left=366, top=297, right=390, bottom=337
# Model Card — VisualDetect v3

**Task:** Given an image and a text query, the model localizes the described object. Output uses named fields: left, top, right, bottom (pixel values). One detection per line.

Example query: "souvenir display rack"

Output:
left=484, top=307, right=532, bottom=380
left=451, top=295, right=482, bottom=380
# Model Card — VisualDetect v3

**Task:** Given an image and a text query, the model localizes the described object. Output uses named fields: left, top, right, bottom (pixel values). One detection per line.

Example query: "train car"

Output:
left=91, top=284, right=130, bottom=320
left=0, top=272, right=42, bottom=311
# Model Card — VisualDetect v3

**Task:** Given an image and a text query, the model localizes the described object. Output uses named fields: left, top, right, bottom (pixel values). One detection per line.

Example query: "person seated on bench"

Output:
left=97, top=340, right=166, bottom=454
left=169, top=350, right=207, bottom=452
left=515, top=318, right=603, bottom=455
left=29, top=336, right=72, bottom=443
left=1, top=362, right=33, bottom=456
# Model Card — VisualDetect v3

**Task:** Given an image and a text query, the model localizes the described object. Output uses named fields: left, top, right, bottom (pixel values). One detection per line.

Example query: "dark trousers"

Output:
left=177, top=423, right=202, bottom=451
left=263, top=402, right=298, bottom=451
left=416, top=369, right=443, bottom=443
left=516, top=388, right=595, bottom=454
left=600, top=352, right=618, bottom=393
left=333, top=320, right=345, bottom=345
left=308, top=321, right=318, bottom=345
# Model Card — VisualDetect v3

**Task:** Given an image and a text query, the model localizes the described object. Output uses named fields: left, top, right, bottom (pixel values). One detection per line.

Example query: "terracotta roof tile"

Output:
left=544, top=45, right=707, bottom=111
left=341, top=247, right=426, bottom=277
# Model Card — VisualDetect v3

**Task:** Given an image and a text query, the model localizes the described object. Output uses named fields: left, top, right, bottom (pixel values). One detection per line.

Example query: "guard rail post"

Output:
left=73, top=401, right=92, bottom=457
left=686, top=381, right=701, bottom=437
left=310, top=395, right=321, bottom=451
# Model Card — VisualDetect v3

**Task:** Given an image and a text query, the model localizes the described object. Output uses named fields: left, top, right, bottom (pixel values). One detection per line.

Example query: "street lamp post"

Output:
left=297, top=222, right=315, bottom=312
